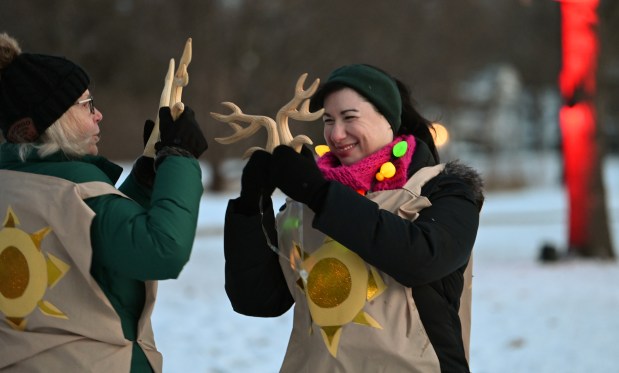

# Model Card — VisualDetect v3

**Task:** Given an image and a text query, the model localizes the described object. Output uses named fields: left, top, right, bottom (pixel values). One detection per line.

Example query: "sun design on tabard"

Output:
left=292, top=237, right=387, bottom=357
left=0, top=206, right=70, bottom=331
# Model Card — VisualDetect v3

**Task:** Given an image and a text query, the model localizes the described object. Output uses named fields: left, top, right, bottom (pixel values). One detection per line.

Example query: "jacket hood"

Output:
left=444, top=160, right=485, bottom=211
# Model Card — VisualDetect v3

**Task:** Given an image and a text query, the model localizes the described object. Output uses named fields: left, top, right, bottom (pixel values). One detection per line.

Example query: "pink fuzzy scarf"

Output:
left=316, top=135, right=416, bottom=192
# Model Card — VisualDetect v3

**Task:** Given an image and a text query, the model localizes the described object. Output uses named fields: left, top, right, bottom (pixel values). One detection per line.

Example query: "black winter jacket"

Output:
left=224, top=141, right=484, bottom=372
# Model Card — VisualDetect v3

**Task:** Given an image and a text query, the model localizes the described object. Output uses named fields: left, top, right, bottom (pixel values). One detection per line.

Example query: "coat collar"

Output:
left=0, top=142, right=123, bottom=183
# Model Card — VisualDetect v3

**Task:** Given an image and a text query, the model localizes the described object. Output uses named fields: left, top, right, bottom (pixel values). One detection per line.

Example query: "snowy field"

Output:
left=141, top=155, right=619, bottom=373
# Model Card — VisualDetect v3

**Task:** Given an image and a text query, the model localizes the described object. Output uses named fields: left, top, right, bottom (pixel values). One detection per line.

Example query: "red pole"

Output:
left=558, top=0, right=599, bottom=254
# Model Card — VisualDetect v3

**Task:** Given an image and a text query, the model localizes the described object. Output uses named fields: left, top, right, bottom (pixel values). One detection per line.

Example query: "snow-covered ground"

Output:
left=145, top=155, right=619, bottom=373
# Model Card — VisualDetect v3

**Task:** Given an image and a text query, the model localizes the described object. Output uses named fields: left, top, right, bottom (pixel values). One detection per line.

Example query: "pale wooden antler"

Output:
left=211, top=73, right=324, bottom=157
left=211, top=102, right=280, bottom=159
left=275, top=73, right=324, bottom=152
left=170, top=38, right=192, bottom=119
left=143, top=38, right=192, bottom=157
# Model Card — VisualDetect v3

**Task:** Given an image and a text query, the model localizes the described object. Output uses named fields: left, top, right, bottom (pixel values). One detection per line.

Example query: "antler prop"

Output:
left=211, top=102, right=280, bottom=159
left=143, top=38, right=193, bottom=157
left=275, top=73, right=324, bottom=152
left=211, top=73, right=324, bottom=158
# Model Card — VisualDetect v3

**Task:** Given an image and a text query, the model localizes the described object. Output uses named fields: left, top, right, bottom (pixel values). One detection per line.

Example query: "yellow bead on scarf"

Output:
left=375, top=140, right=407, bottom=182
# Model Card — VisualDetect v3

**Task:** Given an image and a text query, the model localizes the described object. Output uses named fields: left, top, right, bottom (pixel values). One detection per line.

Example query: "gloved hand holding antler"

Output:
left=154, top=106, right=208, bottom=168
left=270, top=144, right=328, bottom=212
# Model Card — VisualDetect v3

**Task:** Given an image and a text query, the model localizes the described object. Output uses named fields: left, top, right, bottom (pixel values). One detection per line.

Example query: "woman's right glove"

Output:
left=236, top=150, right=275, bottom=214
left=155, top=106, right=208, bottom=168
left=270, top=145, right=328, bottom=212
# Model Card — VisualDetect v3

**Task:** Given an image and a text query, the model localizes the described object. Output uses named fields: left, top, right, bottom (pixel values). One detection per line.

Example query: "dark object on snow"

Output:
left=539, top=243, right=560, bottom=262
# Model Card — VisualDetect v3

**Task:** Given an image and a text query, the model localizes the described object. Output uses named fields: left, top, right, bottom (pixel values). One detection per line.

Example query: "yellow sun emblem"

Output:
left=0, top=206, right=70, bottom=330
left=292, top=237, right=387, bottom=357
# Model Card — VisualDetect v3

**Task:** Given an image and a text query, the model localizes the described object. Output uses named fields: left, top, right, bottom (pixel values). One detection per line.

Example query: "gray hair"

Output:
left=15, top=108, right=93, bottom=161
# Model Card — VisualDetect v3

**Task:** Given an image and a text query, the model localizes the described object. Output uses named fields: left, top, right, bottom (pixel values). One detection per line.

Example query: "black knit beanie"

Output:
left=310, top=64, right=402, bottom=132
left=0, top=33, right=90, bottom=143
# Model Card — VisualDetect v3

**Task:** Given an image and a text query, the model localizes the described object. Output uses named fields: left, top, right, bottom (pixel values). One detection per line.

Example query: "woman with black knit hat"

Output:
left=0, top=33, right=207, bottom=372
left=223, top=64, right=484, bottom=372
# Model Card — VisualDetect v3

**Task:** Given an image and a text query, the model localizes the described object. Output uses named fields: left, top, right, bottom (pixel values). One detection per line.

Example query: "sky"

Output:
left=143, top=154, right=619, bottom=373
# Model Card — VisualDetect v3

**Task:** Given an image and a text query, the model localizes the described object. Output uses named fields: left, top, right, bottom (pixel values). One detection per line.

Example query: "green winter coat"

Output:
left=0, top=143, right=203, bottom=372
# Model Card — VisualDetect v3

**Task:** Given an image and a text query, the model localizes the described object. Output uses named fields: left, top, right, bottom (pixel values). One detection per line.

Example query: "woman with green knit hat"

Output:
left=0, top=33, right=207, bottom=372
left=224, top=64, right=484, bottom=372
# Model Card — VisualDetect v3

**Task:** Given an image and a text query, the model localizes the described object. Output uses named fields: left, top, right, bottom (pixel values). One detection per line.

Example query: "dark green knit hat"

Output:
left=311, top=64, right=402, bottom=132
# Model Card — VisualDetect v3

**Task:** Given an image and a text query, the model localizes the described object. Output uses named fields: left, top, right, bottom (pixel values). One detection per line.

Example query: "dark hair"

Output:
left=359, top=64, right=439, bottom=163
left=393, top=78, right=439, bottom=163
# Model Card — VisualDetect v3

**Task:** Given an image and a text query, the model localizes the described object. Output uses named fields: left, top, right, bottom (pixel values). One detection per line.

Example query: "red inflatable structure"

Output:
left=558, top=0, right=600, bottom=254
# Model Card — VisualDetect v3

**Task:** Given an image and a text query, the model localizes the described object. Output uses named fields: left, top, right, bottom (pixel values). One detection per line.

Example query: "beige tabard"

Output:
left=275, top=164, right=472, bottom=373
left=0, top=170, right=162, bottom=373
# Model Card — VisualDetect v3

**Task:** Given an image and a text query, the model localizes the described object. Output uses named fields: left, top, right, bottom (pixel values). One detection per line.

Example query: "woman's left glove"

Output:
left=270, top=145, right=328, bottom=212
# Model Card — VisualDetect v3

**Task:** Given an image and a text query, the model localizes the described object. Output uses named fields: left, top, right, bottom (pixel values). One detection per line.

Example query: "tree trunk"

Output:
left=208, top=158, right=226, bottom=192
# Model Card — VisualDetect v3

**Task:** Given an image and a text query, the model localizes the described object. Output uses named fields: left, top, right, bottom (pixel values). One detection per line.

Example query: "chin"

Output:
left=339, top=158, right=357, bottom=166
left=339, top=153, right=364, bottom=166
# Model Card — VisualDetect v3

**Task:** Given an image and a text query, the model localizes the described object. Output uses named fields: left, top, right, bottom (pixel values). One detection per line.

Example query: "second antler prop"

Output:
left=211, top=73, right=325, bottom=158
left=143, top=38, right=193, bottom=157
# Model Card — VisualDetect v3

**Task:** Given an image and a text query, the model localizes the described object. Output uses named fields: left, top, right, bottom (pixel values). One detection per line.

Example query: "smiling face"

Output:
left=69, top=90, right=103, bottom=155
left=322, top=87, right=394, bottom=166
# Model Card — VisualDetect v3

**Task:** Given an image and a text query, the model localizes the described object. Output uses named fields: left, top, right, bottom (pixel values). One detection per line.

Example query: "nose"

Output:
left=330, top=121, right=346, bottom=142
left=94, top=108, right=103, bottom=123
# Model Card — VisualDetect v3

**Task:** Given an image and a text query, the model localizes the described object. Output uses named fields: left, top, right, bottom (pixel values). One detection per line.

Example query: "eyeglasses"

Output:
left=75, top=95, right=95, bottom=115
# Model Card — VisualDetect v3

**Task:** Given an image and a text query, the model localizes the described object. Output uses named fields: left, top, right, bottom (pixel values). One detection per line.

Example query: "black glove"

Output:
left=270, top=145, right=328, bottom=212
left=131, top=119, right=157, bottom=188
left=236, top=150, right=276, bottom=214
left=143, top=118, right=155, bottom=148
left=155, top=106, right=208, bottom=164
